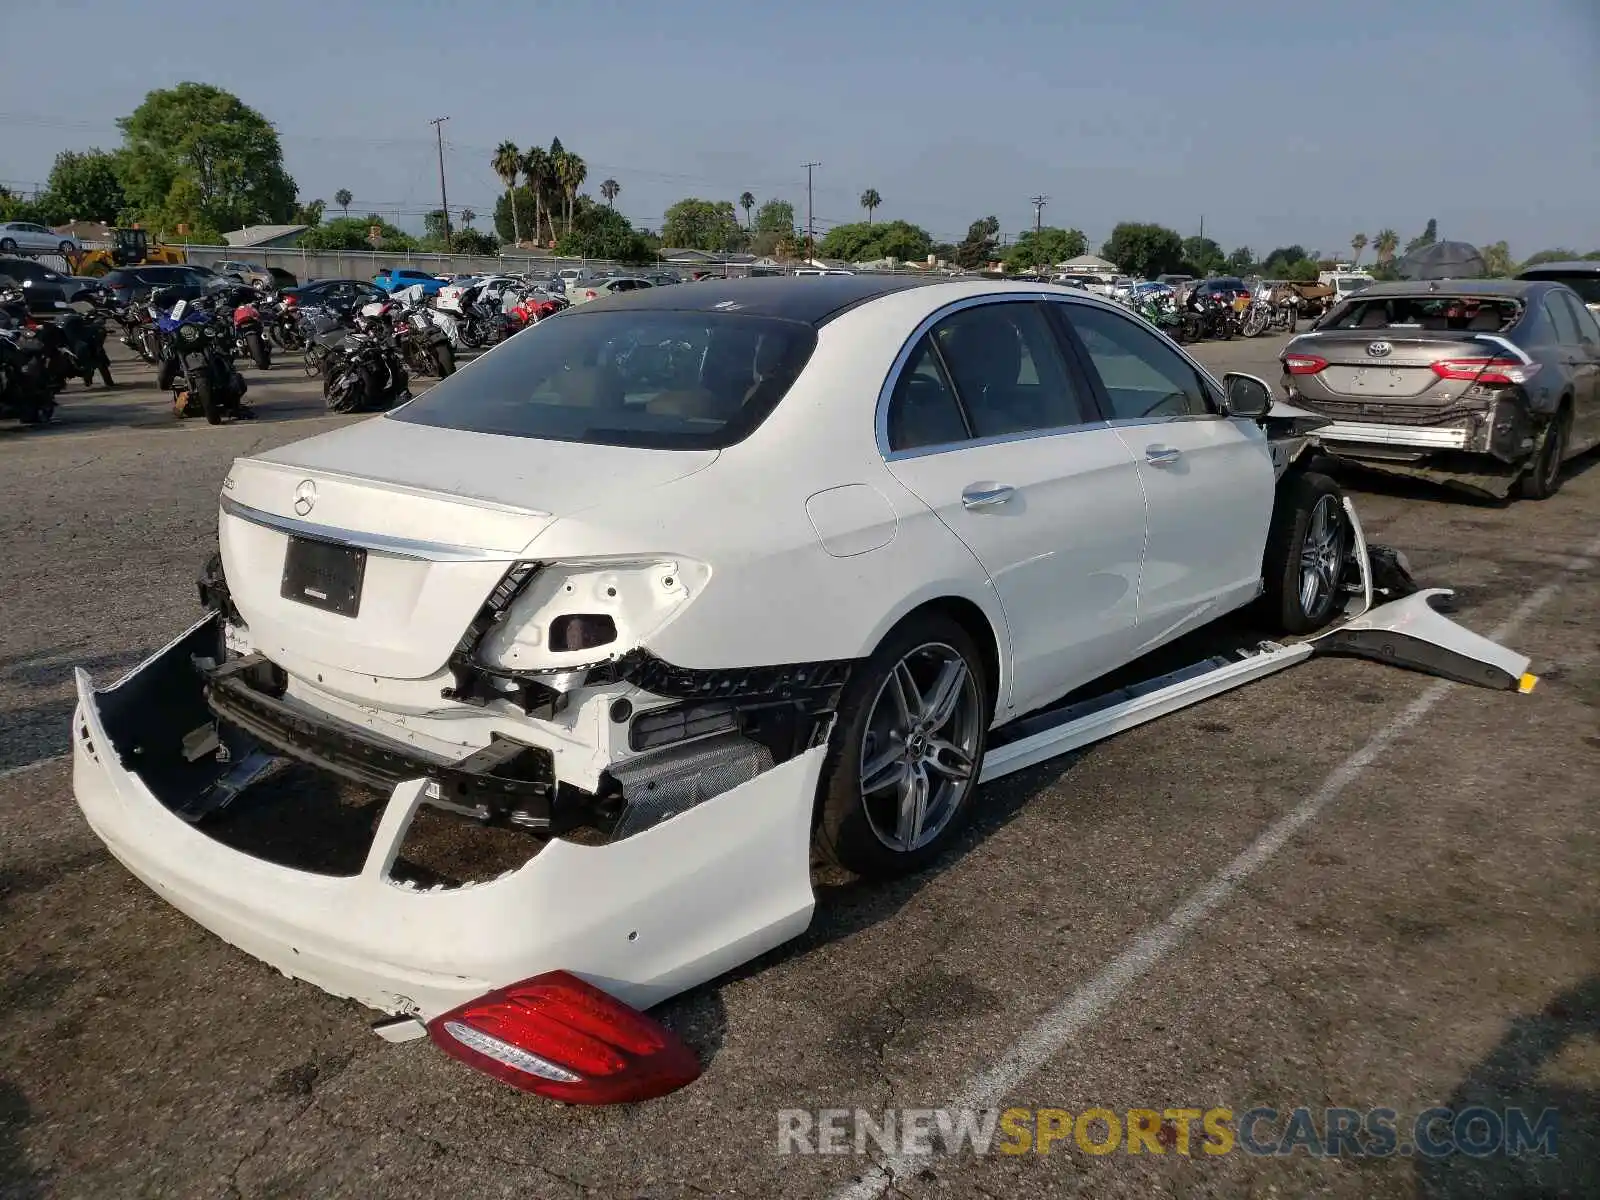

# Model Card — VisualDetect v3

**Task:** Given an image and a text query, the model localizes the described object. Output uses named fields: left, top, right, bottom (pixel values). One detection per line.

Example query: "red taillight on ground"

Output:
left=1430, top=357, right=1539, bottom=386
left=1283, top=353, right=1328, bottom=374
left=427, top=971, right=702, bottom=1103
left=281, top=294, right=297, bottom=306
left=585, top=290, right=596, bottom=300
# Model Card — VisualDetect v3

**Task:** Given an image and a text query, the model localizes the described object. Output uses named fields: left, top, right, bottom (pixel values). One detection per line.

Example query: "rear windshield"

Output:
left=1324, top=295, right=1522, bottom=333
left=1520, top=271, right=1600, bottom=306
left=390, top=308, right=818, bottom=450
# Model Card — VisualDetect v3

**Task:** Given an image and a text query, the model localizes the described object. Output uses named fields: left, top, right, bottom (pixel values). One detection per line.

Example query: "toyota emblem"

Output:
left=1366, top=341, right=1393, bottom=357
left=293, top=479, right=317, bottom=517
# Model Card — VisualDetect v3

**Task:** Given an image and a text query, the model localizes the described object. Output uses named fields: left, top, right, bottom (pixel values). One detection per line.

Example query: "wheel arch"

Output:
left=866, top=592, right=1008, bottom=722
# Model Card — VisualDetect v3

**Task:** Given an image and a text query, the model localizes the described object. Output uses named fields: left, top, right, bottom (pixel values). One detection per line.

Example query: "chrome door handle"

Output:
left=1145, top=445, right=1181, bottom=466
left=961, top=484, right=1015, bottom=510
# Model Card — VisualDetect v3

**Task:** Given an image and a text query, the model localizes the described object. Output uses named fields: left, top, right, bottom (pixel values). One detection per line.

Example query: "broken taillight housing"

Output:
left=1282, top=353, right=1328, bottom=374
left=548, top=613, right=618, bottom=652
left=1430, top=357, right=1540, bottom=386
left=427, top=971, right=701, bottom=1103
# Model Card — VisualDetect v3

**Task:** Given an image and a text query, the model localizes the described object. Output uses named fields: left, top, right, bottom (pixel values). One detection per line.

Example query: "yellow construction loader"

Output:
left=65, top=227, right=187, bottom=276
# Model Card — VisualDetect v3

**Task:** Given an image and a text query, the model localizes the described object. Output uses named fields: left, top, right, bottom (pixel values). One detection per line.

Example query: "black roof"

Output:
left=574, top=273, right=936, bottom=326
left=1353, top=279, right=1542, bottom=300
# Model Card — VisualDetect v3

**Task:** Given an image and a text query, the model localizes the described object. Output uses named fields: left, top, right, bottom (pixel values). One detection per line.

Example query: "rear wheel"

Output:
left=246, top=330, right=270, bottom=370
left=1518, top=405, right=1570, bottom=500
left=1261, top=471, right=1350, bottom=635
left=197, top=375, right=221, bottom=425
left=59, top=241, right=75, bottom=255
left=0, top=238, right=15, bottom=253
left=815, top=612, right=992, bottom=879
left=431, top=343, right=456, bottom=377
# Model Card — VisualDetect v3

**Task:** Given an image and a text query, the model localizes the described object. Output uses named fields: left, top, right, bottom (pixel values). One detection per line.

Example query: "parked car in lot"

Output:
left=70, top=274, right=1534, bottom=1101
left=280, top=278, right=386, bottom=311
left=567, top=276, right=656, bottom=304
left=98, top=264, right=221, bottom=308
left=1516, top=260, right=1600, bottom=317
left=213, top=260, right=275, bottom=288
left=0, top=221, right=80, bottom=256
left=0, top=256, right=106, bottom=312
left=374, top=267, right=445, bottom=296
left=1281, top=279, right=1600, bottom=498
left=1320, top=272, right=1375, bottom=306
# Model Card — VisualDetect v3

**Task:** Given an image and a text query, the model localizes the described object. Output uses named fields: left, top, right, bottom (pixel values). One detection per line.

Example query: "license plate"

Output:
left=280, top=536, right=366, bottom=617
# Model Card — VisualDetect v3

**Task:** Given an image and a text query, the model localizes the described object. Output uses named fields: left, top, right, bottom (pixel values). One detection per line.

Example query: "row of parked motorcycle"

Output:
left=1117, top=282, right=1312, bottom=344
left=0, top=272, right=571, bottom=428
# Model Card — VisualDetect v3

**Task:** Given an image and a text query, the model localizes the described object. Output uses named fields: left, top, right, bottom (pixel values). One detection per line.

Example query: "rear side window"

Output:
left=885, top=336, right=969, bottom=451
left=930, top=301, right=1092, bottom=437
left=391, top=309, right=817, bottom=450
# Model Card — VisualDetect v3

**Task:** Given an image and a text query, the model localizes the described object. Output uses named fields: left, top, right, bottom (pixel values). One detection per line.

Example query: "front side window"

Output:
left=391, top=309, right=817, bottom=450
left=930, top=301, right=1092, bottom=438
left=1554, top=292, right=1599, bottom=346
left=1063, top=303, right=1215, bottom=420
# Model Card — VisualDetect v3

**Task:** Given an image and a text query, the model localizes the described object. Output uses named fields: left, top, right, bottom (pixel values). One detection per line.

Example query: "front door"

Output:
left=1055, top=300, right=1276, bottom=648
left=880, top=298, right=1149, bottom=716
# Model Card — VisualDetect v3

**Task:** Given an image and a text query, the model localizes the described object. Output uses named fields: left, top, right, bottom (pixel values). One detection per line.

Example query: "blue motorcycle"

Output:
left=152, top=290, right=251, bottom=424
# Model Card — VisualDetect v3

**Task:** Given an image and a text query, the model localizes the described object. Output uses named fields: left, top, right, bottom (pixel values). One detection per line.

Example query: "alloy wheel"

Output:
left=858, top=643, right=983, bottom=853
left=1299, top=494, right=1346, bottom=617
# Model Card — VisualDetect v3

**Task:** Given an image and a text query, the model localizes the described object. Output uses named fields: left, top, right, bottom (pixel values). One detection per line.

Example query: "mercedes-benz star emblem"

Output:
left=1367, top=341, right=1393, bottom=357
left=293, top=479, right=317, bottom=517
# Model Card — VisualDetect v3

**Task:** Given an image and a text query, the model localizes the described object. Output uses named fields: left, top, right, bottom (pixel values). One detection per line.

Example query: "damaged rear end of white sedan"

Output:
left=72, top=277, right=1538, bottom=1104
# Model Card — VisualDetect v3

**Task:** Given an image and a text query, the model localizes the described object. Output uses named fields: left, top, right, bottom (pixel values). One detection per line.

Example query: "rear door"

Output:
left=1053, top=299, right=1275, bottom=646
left=879, top=297, right=1149, bottom=714
left=1549, top=291, right=1600, bottom=451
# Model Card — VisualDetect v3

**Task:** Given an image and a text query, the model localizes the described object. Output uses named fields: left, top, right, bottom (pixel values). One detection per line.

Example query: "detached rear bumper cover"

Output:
left=72, top=623, right=820, bottom=1021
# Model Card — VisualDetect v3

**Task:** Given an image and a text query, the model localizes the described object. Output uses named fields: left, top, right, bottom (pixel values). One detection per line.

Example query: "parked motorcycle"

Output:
left=216, top=285, right=272, bottom=370
left=0, top=286, right=56, bottom=424
left=321, top=304, right=410, bottom=413
left=153, top=292, right=252, bottom=424
left=388, top=302, right=456, bottom=377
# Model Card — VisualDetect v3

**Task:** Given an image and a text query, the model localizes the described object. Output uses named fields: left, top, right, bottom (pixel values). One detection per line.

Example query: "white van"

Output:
left=1321, top=272, right=1375, bottom=305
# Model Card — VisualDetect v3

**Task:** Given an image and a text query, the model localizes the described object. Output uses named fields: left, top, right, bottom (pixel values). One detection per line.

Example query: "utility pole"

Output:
left=430, top=116, right=452, bottom=252
left=1030, top=194, right=1049, bottom=235
left=1198, top=214, right=1204, bottom=242
left=802, top=161, right=821, bottom=262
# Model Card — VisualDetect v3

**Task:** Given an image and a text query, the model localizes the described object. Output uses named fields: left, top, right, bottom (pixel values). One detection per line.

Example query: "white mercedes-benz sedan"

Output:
left=71, top=276, right=1532, bottom=1101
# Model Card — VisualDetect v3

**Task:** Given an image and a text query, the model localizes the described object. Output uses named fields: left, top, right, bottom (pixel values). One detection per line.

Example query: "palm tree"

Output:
left=600, top=178, right=620, bottom=208
left=1374, top=228, right=1399, bottom=264
left=739, top=191, right=755, bottom=229
left=491, top=141, right=521, bottom=245
left=334, top=188, right=352, bottom=219
left=556, top=152, right=587, bottom=234
left=521, top=146, right=550, bottom=246
left=1350, top=232, right=1368, bottom=268
left=860, top=188, right=882, bottom=225
left=461, top=207, right=476, bottom=228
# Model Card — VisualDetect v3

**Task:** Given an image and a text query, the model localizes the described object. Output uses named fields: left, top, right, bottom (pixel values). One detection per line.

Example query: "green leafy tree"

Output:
left=859, top=188, right=881, bottom=225
left=1404, top=218, right=1438, bottom=254
left=1285, top=259, right=1320, bottom=282
left=1004, top=226, right=1088, bottom=273
left=818, top=219, right=933, bottom=264
left=297, top=214, right=416, bottom=251
left=1101, top=222, right=1183, bottom=278
left=492, top=141, right=521, bottom=244
left=1519, top=247, right=1579, bottom=270
left=44, top=150, right=126, bottom=223
left=1350, top=232, right=1368, bottom=268
left=739, top=191, right=755, bottom=228
left=1180, top=235, right=1226, bottom=276
left=930, top=242, right=956, bottom=264
left=450, top=228, right=497, bottom=254
left=334, top=188, right=352, bottom=218
left=494, top=187, right=538, bottom=245
left=754, top=198, right=797, bottom=235
left=661, top=198, right=741, bottom=251
left=1225, top=246, right=1255, bottom=274
left=955, top=215, right=1001, bottom=269
left=293, top=198, right=325, bottom=225
left=556, top=199, right=653, bottom=263
left=1480, top=241, right=1513, bottom=277
left=1260, top=245, right=1310, bottom=276
left=115, top=82, right=297, bottom=234
left=600, top=178, right=620, bottom=207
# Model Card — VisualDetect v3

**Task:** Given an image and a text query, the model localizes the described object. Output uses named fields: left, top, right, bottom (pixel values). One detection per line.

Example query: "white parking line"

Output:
left=0, top=753, right=70, bottom=783
left=831, top=532, right=1598, bottom=1200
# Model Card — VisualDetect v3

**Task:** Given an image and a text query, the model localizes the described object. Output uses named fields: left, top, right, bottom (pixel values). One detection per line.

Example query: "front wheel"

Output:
left=814, top=612, right=992, bottom=879
left=245, top=330, right=270, bottom=370
left=196, top=375, right=221, bottom=425
left=1242, top=306, right=1268, bottom=337
left=431, top=343, right=455, bottom=377
left=1260, top=471, right=1350, bottom=635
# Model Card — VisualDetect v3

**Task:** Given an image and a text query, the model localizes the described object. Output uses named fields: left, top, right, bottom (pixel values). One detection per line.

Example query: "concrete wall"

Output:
left=176, top=244, right=618, bottom=283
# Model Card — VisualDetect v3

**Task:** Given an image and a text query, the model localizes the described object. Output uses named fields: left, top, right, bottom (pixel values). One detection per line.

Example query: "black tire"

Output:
left=0, top=238, right=15, bottom=253
left=140, top=329, right=161, bottom=364
left=431, top=343, right=456, bottom=377
left=59, top=241, right=75, bottom=255
left=814, top=611, right=993, bottom=879
left=1261, top=470, right=1351, bottom=635
left=1517, top=404, right=1570, bottom=500
left=197, top=375, right=221, bottom=425
left=157, top=358, right=178, bottom=391
left=98, top=352, right=114, bottom=387
left=246, top=330, right=270, bottom=370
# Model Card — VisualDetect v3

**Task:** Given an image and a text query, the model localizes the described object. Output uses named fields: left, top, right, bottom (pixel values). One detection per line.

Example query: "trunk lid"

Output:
left=1289, top=330, right=1501, bottom=406
left=220, top=416, right=717, bottom=679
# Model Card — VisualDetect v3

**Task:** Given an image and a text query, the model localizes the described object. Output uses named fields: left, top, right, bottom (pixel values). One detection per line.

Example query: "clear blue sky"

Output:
left=3, top=0, right=1596, bottom=257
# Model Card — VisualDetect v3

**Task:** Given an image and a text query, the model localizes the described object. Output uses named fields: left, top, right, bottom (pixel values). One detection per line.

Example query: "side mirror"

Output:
left=1222, top=372, right=1274, bottom=418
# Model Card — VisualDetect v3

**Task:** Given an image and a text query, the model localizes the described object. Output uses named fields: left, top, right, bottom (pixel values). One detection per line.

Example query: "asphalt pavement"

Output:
left=1, top=332, right=1596, bottom=1199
